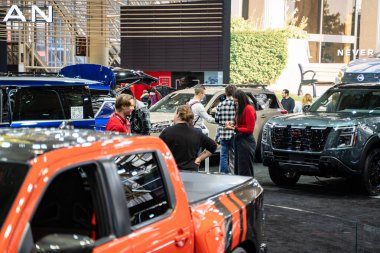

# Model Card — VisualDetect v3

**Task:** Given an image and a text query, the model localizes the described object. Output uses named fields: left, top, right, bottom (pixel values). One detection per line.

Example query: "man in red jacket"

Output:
left=106, top=94, right=135, bottom=133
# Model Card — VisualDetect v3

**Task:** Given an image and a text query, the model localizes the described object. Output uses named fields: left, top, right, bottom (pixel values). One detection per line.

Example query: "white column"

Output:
left=87, top=0, right=109, bottom=65
left=231, top=0, right=243, bottom=18
left=263, top=0, right=286, bottom=29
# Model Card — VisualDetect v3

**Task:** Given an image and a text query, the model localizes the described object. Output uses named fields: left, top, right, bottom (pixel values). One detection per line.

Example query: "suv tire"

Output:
left=269, top=165, right=300, bottom=186
left=362, top=148, right=380, bottom=196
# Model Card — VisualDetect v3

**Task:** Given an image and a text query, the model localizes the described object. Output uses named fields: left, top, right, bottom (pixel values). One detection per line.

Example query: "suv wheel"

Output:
left=362, top=148, right=380, bottom=196
left=269, top=165, right=300, bottom=186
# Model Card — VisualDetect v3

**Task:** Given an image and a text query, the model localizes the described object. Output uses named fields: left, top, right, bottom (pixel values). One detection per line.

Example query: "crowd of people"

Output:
left=106, top=85, right=311, bottom=178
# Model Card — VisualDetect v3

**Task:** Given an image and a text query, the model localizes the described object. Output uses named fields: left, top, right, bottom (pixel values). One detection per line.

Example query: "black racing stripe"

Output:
left=214, top=197, right=233, bottom=253
left=232, top=184, right=260, bottom=242
left=227, top=194, right=244, bottom=243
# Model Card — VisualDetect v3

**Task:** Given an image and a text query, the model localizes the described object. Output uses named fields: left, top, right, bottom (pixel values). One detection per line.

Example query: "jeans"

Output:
left=233, top=133, right=256, bottom=177
left=220, top=139, right=233, bottom=173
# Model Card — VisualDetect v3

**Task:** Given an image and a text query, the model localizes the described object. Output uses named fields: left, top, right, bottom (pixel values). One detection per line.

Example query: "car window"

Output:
left=30, top=164, right=111, bottom=243
left=95, top=101, right=115, bottom=119
left=0, top=89, right=11, bottom=123
left=0, top=162, right=29, bottom=231
left=13, top=88, right=65, bottom=121
left=310, top=89, right=380, bottom=114
left=254, top=93, right=280, bottom=109
left=11, top=87, right=94, bottom=122
left=113, top=152, right=170, bottom=227
left=62, top=87, right=94, bottom=119
left=150, top=92, right=212, bottom=113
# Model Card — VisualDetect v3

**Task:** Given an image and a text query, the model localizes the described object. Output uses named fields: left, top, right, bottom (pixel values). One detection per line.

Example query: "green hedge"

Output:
left=230, top=19, right=307, bottom=84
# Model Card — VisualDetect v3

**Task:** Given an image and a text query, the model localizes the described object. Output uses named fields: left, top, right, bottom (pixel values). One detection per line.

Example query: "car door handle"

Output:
left=261, top=114, right=266, bottom=118
left=175, top=230, right=190, bottom=247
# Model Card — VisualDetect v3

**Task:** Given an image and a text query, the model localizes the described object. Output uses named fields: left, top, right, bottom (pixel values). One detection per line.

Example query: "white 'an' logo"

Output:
left=3, top=5, right=53, bottom=23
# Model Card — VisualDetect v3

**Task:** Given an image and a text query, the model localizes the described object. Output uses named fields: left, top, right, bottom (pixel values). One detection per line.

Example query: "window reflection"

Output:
left=294, top=0, right=321, bottom=34
left=288, top=0, right=359, bottom=63
left=322, top=0, right=355, bottom=35
left=321, top=42, right=353, bottom=63
left=308, top=42, right=320, bottom=63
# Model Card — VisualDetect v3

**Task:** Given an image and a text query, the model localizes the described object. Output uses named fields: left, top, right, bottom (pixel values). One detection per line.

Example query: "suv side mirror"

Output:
left=32, top=234, right=94, bottom=253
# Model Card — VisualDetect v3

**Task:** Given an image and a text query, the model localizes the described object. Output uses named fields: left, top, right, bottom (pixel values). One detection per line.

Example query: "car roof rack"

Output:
left=198, top=84, right=268, bottom=90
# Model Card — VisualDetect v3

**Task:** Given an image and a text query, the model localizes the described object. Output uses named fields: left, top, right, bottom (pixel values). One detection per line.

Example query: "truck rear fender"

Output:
left=192, top=179, right=264, bottom=253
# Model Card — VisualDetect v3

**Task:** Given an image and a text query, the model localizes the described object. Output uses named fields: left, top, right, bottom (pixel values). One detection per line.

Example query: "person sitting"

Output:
left=326, top=93, right=339, bottom=112
left=159, top=105, right=217, bottom=171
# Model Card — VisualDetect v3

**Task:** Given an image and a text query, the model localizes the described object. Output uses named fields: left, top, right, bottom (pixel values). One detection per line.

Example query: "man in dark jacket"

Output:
left=159, top=105, right=217, bottom=171
left=130, top=99, right=151, bottom=135
left=281, top=89, right=295, bottom=113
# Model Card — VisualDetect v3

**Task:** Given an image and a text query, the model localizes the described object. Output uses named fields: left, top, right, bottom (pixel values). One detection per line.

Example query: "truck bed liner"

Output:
left=180, top=171, right=253, bottom=205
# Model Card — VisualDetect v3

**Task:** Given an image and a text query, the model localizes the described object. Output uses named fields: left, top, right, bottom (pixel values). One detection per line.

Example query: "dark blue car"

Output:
left=0, top=76, right=106, bottom=129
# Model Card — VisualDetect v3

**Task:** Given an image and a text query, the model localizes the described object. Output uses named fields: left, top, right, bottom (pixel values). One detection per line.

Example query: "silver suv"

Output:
left=149, top=85, right=286, bottom=160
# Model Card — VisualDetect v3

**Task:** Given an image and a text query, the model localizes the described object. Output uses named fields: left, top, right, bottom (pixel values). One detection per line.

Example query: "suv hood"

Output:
left=269, top=113, right=365, bottom=127
left=150, top=112, right=174, bottom=124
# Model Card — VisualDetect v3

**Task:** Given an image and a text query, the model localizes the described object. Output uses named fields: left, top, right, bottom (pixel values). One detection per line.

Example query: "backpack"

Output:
left=187, top=101, right=201, bottom=126
left=131, top=107, right=151, bottom=135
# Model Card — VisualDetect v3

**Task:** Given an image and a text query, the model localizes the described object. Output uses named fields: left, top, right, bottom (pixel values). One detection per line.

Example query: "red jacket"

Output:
left=106, top=112, right=131, bottom=134
left=236, top=105, right=256, bottom=134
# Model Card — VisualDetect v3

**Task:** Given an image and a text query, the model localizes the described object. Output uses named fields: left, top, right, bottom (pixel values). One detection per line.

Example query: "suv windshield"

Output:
left=150, top=92, right=212, bottom=113
left=309, top=89, right=380, bottom=114
left=0, top=163, right=29, bottom=230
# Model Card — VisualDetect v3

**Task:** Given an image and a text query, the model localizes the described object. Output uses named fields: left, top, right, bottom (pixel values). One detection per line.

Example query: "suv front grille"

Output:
left=271, top=126, right=331, bottom=152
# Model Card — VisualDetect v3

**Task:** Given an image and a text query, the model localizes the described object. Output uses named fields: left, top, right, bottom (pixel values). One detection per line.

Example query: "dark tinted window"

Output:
left=114, top=152, right=170, bottom=227
left=13, top=87, right=94, bottom=121
left=30, top=164, right=110, bottom=242
left=0, top=163, right=29, bottom=230
left=62, top=87, right=94, bottom=119
left=13, top=88, right=65, bottom=121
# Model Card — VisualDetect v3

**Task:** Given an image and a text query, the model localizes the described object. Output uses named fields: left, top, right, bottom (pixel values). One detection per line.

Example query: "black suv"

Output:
left=262, top=83, right=380, bottom=195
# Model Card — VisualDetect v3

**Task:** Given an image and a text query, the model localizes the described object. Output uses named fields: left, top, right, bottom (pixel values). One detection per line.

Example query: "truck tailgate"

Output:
left=180, top=171, right=254, bottom=204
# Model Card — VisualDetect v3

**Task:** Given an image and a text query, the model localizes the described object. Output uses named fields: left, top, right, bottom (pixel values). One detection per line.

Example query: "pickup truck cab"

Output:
left=262, top=82, right=380, bottom=195
left=0, top=128, right=265, bottom=253
left=0, top=76, right=103, bottom=129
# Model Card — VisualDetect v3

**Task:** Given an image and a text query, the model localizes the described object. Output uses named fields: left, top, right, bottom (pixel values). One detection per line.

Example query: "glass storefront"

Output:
left=288, top=0, right=360, bottom=64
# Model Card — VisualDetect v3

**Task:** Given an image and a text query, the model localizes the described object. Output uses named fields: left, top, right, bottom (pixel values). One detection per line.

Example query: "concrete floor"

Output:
left=206, top=160, right=380, bottom=252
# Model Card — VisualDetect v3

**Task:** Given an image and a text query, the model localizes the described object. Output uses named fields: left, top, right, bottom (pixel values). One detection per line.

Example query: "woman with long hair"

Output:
left=225, top=90, right=256, bottom=176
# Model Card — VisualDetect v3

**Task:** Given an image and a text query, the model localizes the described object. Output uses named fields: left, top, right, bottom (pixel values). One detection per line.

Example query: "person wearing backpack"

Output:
left=130, top=99, right=151, bottom=135
left=187, top=84, right=215, bottom=136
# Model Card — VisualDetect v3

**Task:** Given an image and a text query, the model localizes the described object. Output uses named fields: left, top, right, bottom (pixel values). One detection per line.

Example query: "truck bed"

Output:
left=180, top=171, right=254, bottom=205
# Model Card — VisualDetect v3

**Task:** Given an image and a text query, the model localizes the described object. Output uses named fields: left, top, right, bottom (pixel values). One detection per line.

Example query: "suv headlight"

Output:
left=262, top=122, right=274, bottom=143
left=151, top=121, right=172, bottom=133
left=332, top=126, right=357, bottom=148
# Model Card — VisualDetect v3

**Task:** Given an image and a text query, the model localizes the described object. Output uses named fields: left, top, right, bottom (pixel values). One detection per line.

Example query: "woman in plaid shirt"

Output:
left=215, top=85, right=236, bottom=173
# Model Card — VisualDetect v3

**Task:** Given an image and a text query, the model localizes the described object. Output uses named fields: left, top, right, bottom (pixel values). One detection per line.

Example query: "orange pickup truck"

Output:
left=0, top=128, right=266, bottom=253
